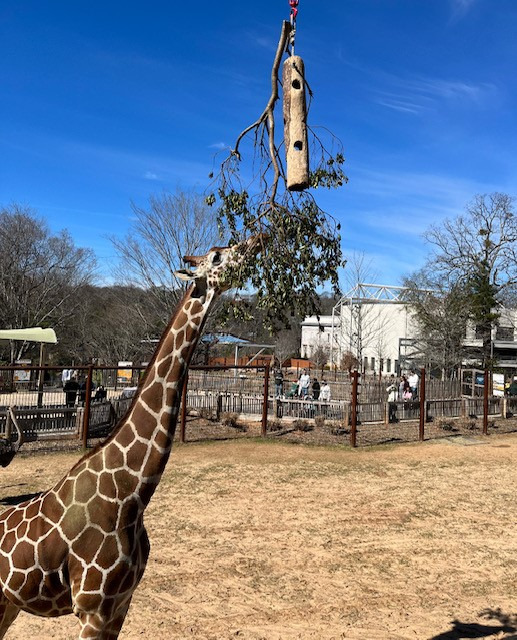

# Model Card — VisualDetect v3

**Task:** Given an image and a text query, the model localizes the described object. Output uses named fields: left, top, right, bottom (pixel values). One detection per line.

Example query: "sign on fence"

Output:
left=14, top=360, right=31, bottom=383
left=117, top=362, right=133, bottom=385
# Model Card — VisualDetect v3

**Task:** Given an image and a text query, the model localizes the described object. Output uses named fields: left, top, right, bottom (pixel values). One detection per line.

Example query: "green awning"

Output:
left=0, top=328, right=57, bottom=344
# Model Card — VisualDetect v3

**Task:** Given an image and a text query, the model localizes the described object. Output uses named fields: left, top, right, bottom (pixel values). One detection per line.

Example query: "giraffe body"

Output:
left=0, top=238, right=262, bottom=638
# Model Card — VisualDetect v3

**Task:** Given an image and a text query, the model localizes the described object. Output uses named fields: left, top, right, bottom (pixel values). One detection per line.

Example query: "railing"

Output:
left=0, top=365, right=514, bottom=449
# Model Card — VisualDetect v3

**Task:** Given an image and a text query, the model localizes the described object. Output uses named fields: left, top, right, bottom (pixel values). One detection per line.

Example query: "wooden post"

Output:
left=350, top=371, right=359, bottom=448
left=283, top=55, right=309, bottom=191
left=179, top=372, right=188, bottom=443
left=483, top=369, right=489, bottom=435
left=419, top=367, right=426, bottom=441
left=82, top=364, right=94, bottom=450
left=261, top=364, right=270, bottom=437
left=36, top=343, right=45, bottom=408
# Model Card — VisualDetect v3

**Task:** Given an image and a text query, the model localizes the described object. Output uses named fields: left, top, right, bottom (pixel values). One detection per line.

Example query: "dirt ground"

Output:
left=0, top=434, right=516, bottom=639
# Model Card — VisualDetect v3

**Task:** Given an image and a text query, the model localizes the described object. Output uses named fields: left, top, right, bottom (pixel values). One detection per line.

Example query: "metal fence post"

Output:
left=483, top=369, right=489, bottom=435
left=419, top=367, right=426, bottom=441
left=82, top=364, right=94, bottom=449
left=261, top=364, right=270, bottom=437
left=179, top=372, right=189, bottom=443
left=350, top=370, right=359, bottom=448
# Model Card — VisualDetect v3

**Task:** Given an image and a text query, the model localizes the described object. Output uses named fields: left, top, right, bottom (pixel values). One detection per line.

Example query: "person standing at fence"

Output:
left=399, top=375, right=409, bottom=400
left=63, top=375, right=79, bottom=407
left=298, top=369, right=311, bottom=398
left=94, top=384, right=107, bottom=402
left=386, top=375, right=398, bottom=423
left=61, top=368, right=72, bottom=388
left=287, top=379, right=299, bottom=398
left=312, top=377, right=320, bottom=400
left=408, top=370, right=419, bottom=399
left=274, top=368, right=284, bottom=398
left=319, top=380, right=331, bottom=402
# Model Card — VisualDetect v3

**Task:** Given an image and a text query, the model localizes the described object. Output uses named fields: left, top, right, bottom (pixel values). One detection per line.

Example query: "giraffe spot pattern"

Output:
left=0, top=245, right=241, bottom=634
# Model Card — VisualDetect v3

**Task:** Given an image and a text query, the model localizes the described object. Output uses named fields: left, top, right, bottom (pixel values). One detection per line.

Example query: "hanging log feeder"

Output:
left=283, top=54, right=309, bottom=191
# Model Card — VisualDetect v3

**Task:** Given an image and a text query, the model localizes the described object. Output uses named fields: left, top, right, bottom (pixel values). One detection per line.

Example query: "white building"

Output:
left=301, top=284, right=517, bottom=375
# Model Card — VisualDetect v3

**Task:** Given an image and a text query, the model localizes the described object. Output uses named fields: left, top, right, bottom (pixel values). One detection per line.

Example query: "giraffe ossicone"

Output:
left=0, top=236, right=263, bottom=639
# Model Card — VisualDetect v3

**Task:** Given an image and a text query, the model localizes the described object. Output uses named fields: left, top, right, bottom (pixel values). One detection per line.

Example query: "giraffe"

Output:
left=0, top=236, right=262, bottom=639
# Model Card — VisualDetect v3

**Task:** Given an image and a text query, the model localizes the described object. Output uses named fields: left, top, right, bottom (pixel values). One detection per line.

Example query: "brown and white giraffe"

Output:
left=0, top=236, right=262, bottom=639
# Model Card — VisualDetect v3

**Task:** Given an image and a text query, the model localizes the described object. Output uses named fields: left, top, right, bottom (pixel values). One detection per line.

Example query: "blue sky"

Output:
left=2, top=0, right=516, bottom=288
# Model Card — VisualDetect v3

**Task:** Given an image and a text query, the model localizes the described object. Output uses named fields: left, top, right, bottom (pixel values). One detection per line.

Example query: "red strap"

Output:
left=289, top=0, right=299, bottom=20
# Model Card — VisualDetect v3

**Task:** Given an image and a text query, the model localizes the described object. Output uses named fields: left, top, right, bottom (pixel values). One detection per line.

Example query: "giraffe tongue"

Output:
left=174, top=268, right=196, bottom=281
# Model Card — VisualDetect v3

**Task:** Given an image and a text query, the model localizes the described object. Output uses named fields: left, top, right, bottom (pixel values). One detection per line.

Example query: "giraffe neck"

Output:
left=90, top=282, right=217, bottom=507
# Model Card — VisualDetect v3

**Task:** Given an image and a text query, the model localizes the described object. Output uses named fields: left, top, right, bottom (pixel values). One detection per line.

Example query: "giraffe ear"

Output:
left=175, top=269, right=195, bottom=281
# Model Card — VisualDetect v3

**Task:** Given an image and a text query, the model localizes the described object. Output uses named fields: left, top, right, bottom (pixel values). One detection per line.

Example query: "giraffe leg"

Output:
left=76, top=596, right=133, bottom=640
left=0, top=592, right=20, bottom=640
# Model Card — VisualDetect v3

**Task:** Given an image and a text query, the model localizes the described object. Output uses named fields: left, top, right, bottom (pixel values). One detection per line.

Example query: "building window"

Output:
left=371, top=357, right=375, bottom=371
left=475, top=325, right=485, bottom=339
left=394, top=360, right=399, bottom=374
left=364, top=356, right=368, bottom=371
left=496, top=326, right=514, bottom=341
left=387, top=358, right=391, bottom=372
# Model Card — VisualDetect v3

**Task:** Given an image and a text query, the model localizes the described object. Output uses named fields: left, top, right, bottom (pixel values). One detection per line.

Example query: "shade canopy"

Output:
left=0, top=328, right=57, bottom=344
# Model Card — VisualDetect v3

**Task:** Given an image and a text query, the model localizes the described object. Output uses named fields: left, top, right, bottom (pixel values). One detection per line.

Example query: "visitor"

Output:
left=386, top=375, right=398, bottom=423
left=298, top=369, right=311, bottom=398
left=63, top=376, right=79, bottom=408
left=312, top=377, right=321, bottom=400
left=287, top=379, right=299, bottom=398
left=408, top=370, right=419, bottom=399
left=507, top=377, right=517, bottom=397
left=319, top=380, right=331, bottom=402
left=94, top=385, right=107, bottom=402
left=399, top=375, right=410, bottom=400
left=274, top=368, right=284, bottom=398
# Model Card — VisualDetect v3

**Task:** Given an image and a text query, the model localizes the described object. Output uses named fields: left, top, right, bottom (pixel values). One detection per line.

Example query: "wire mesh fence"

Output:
left=0, top=365, right=515, bottom=450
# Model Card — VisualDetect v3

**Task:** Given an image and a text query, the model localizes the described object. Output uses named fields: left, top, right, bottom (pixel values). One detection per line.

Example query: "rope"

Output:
left=288, top=0, right=299, bottom=55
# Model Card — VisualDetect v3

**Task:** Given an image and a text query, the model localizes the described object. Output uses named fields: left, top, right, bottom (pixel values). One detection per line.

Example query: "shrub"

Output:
left=292, top=419, right=313, bottom=432
left=435, top=417, right=457, bottom=432
left=267, top=419, right=283, bottom=432
left=314, top=415, right=325, bottom=430
left=220, top=413, right=247, bottom=432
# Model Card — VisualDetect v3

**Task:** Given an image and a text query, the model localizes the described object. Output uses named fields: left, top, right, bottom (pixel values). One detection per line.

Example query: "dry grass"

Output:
left=1, top=434, right=517, bottom=639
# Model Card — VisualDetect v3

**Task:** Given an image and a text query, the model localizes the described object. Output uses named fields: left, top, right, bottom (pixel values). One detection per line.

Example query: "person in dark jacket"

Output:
left=63, top=376, right=79, bottom=407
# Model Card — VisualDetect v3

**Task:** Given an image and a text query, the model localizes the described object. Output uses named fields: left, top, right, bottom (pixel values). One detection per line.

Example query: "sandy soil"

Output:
left=0, top=434, right=516, bottom=639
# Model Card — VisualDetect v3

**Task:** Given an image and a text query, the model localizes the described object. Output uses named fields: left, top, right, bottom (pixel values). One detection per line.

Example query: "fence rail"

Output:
left=0, top=366, right=515, bottom=449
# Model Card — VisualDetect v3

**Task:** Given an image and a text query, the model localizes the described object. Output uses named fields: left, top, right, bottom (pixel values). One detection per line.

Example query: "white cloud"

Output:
left=144, top=171, right=159, bottom=180
left=451, top=0, right=477, bottom=19
left=208, top=142, right=229, bottom=150
left=373, top=72, right=496, bottom=114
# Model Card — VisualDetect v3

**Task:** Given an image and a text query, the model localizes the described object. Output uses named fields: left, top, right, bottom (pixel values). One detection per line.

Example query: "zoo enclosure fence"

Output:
left=0, top=365, right=515, bottom=449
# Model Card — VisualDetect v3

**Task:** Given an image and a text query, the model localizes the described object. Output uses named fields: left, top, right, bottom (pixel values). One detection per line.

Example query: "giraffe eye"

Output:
left=212, top=251, right=222, bottom=265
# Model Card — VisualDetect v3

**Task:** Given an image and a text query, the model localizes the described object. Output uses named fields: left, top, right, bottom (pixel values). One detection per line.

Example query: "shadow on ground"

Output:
left=0, top=491, right=43, bottom=506
left=430, top=609, right=517, bottom=639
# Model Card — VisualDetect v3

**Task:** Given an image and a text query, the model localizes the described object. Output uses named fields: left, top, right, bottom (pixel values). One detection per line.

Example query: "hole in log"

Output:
left=294, top=141, right=303, bottom=151
left=292, top=79, right=301, bottom=90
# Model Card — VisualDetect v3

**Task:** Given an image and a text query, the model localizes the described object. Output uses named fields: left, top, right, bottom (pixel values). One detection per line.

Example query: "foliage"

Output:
left=206, top=21, right=346, bottom=332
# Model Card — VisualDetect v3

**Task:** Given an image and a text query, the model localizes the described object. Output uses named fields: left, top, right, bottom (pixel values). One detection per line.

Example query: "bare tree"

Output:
left=311, top=344, right=329, bottom=373
left=0, top=204, right=96, bottom=362
left=404, top=271, right=471, bottom=379
left=111, top=190, right=221, bottom=327
left=337, top=253, right=392, bottom=373
left=274, top=327, right=301, bottom=367
left=422, top=192, right=517, bottom=367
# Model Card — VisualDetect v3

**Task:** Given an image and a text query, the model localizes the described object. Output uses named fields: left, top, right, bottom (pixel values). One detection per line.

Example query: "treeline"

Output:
left=0, top=200, right=333, bottom=365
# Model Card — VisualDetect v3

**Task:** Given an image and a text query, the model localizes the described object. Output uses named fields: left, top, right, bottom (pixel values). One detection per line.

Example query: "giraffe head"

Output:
left=175, top=235, right=265, bottom=294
